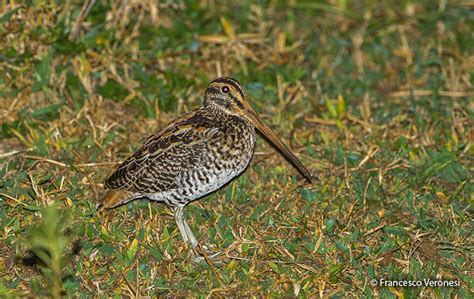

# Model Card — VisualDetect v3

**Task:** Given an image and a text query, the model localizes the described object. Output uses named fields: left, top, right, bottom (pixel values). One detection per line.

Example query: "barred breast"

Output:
left=147, top=117, right=255, bottom=206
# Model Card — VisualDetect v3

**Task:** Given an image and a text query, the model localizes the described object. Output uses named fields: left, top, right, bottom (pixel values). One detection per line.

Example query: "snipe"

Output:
left=99, top=77, right=312, bottom=261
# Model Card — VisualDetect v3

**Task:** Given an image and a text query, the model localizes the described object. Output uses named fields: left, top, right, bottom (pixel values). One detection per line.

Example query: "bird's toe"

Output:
left=189, top=244, right=222, bottom=263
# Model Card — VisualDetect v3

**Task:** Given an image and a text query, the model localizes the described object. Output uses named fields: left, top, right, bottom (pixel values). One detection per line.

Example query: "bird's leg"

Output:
left=174, top=206, right=190, bottom=244
left=181, top=214, right=199, bottom=248
left=173, top=206, right=221, bottom=262
left=181, top=209, right=222, bottom=260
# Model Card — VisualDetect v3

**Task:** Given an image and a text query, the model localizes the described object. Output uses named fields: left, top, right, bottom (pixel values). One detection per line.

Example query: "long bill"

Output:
left=242, top=103, right=312, bottom=183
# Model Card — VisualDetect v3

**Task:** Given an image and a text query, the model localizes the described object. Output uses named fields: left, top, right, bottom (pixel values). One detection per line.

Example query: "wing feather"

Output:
left=104, top=110, right=220, bottom=193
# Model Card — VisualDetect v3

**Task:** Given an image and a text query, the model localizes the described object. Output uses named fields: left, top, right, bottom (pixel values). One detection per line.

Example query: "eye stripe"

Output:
left=207, top=86, right=220, bottom=94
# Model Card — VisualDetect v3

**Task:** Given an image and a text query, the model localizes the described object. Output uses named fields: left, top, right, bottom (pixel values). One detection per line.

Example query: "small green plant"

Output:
left=24, top=205, right=76, bottom=299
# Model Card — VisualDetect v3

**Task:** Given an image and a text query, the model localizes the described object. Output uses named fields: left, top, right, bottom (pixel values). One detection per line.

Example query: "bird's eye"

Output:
left=221, top=86, right=230, bottom=93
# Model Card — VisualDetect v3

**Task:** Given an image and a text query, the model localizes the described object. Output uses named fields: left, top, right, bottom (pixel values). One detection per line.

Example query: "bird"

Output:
left=98, top=77, right=312, bottom=261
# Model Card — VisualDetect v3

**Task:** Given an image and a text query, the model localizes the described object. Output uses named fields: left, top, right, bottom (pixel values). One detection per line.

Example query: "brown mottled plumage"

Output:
left=99, top=77, right=312, bottom=261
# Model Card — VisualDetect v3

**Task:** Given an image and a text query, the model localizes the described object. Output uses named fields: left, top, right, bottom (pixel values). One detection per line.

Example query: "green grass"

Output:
left=0, top=0, right=472, bottom=297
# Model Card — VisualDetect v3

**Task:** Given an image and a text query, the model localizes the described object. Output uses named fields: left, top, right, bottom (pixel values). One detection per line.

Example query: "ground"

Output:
left=0, top=1, right=472, bottom=297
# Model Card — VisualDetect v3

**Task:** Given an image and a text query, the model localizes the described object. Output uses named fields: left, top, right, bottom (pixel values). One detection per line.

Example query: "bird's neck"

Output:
left=203, top=101, right=232, bottom=116
left=200, top=102, right=252, bottom=127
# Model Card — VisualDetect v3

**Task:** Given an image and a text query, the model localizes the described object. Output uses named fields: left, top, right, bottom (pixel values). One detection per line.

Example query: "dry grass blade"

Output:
left=70, top=0, right=97, bottom=41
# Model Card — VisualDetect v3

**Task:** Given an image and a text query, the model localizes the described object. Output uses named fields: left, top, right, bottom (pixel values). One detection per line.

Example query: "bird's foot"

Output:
left=189, top=244, right=222, bottom=263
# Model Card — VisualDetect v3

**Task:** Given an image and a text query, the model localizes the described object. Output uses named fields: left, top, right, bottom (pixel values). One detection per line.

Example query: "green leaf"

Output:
left=328, top=264, right=345, bottom=283
left=337, top=95, right=345, bottom=116
left=127, top=238, right=139, bottom=260
left=267, top=262, right=281, bottom=273
left=144, top=244, right=162, bottom=262
left=97, top=79, right=129, bottom=101
left=325, top=98, right=337, bottom=118
left=0, top=7, right=20, bottom=24
left=98, top=244, right=115, bottom=255
left=297, top=188, right=319, bottom=202
left=324, top=217, right=337, bottom=233
left=32, top=53, right=51, bottom=91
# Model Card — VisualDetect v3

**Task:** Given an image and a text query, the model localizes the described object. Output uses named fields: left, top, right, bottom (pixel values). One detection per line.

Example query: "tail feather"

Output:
left=98, top=190, right=138, bottom=210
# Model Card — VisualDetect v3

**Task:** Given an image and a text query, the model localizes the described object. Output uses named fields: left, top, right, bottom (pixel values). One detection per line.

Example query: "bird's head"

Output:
left=204, top=77, right=247, bottom=113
